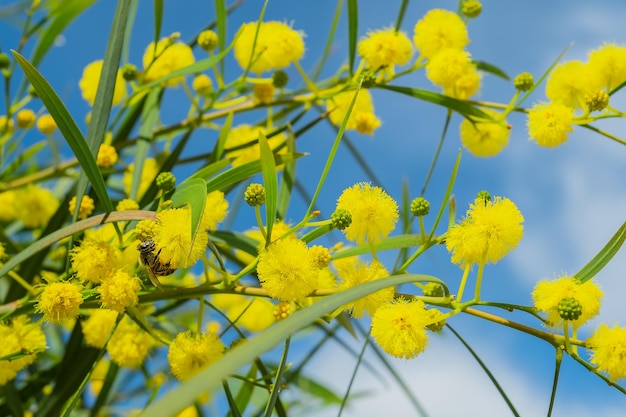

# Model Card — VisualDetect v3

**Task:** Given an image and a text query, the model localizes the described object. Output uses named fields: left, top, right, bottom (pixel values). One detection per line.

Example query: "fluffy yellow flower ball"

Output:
left=358, top=27, right=413, bottom=72
left=459, top=110, right=510, bottom=157
left=168, top=331, right=225, bottom=381
left=142, top=35, right=195, bottom=86
left=79, top=60, right=127, bottom=106
left=413, top=9, right=469, bottom=60
left=527, top=102, right=575, bottom=148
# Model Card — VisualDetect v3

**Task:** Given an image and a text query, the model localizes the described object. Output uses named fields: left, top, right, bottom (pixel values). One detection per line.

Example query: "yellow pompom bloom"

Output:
left=200, top=190, right=229, bottom=231
left=211, top=294, right=276, bottom=333
left=546, top=61, right=599, bottom=110
left=426, top=48, right=481, bottom=100
left=168, top=331, right=225, bottom=381
left=0, top=316, right=46, bottom=386
left=153, top=207, right=209, bottom=269
left=107, top=317, right=154, bottom=368
left=531, top=276, right=602, bottom=328
left=587, top=324, right=626, bottom=381
left=0, top=191, right=17, bottom=222
left=192, top=74, right=213, bottom=95
left=71, top=238, right=121, bottom=284
left=234, top=21, right=305, bottom=73
left=0, top=115, right=14, bottom=135
left=69, top=195, right=95, bottom=220
left=142, top=35, right=195, bottom=86
left=451, top=66, right=481, bottom=100
left=336, top=182, right=399, bottom=245
left=527, top=102, right=575, bottom=148
left=327, top=89, right=381, bottom=134
left=225, top=124, right=287, bottom=167
left=82, top=309, right=119, bottom=348
left=413, top=9, right=469, bottom=60
left=587, top=43, right=626, bottom=91
left=116, top=199, right=139, bottom=211
left=96, top=144, right=118, bottom=168
left=123, top=158, right=159, bottom=198
left=16, top=109, right=36, bottom=129
left=36, top=114, right=57, bottom=135
left=98, top=271, right=141, bottom=312
left=37, top=282, right=84, bottom=323
left=338, top=260, right=393, bottom=318
left=15, top=185, right=59, bottom=228
left=459, top=110, right=510, bottom=157
left=445, top=196, right=524, bottom=266
left=253, top=83, right=275, bottom=104
left=371, top=299, right=429, bottom=359
left=257, top=238, right=319, bottom=302
left=79, top=60, right=126, bottom=106
left=357, top=28, right=413, bottom=72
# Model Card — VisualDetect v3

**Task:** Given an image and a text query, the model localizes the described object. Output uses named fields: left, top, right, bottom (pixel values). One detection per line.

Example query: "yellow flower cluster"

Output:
left=327, top=89, right=382, bottom=135
left=459, top=109, right=511, bottom=157
left=211, top=294, right=276, bottom=333
left=0, top=316, right=46, bottom=386
left=225, top=124, right=287, bottom=167
left=168, top=331, right=225, bottom=381
left=357, top=27, right=413, bottom=76
left=142, top=34, right=195, bottom=86
left=69, top=195, right=95, bottom=219
left=587, top=324, right=626, bottom=381
left=371, top=298, right=430, bottom=359
left=79, top=60, right=127, bottom=106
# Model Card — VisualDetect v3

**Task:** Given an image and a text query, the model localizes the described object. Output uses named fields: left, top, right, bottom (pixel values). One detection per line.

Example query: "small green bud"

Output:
left=426, top=309, right=446, bottom=332
left=513, top=72, right=534, bottom=92
left=0, top=53, right=10, bottom=69
left=557, top=297, right=583, bottom=321
left=461, top=0, right=482, bottom=18
left=244, top=183, right=266, bottom=206
left=410, top=197, right=430, bottom=217
left=476, top=190, right=491, bottom=204
left=122, top=63, right=138, bottom=81
left=422, top=282, right=444, bottom=298
left=331, top=208, right=352, bottom=230
left=272, top=70, right=289, bottom=88
left=361, top=71, right=377, bottom=88
left=156, top=172, right=176, bottom=191
left=585, top=89, right=609, bottom=112
left=28, top=84, right=38, bottom=98
left=198, top=30, right=219, bottom=52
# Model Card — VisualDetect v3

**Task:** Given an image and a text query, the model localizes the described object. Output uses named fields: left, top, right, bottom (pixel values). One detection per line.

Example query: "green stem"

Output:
left=456, top=264, right=471, bottom=303
left=546, top=348, right=563, bottom=417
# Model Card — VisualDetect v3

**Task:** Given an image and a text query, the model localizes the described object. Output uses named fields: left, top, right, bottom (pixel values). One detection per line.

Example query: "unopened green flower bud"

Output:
left=198, top=30, right=219, bottom=52
left=122, top=63, right=138, bottom=81
left=244, top=183, right=266, bottom=206
left=0, top=53, right=10, bottom=69
left=156, top=172, right=176, bottom=191
left=422, top=282, right=444, bottom=298
left=426, top=309, right=446, bottom=332
left=585, top=89, right=609, bottom=112
left=476, top=190, right=491, bottom=204
left=331, top=209, right=352, bottom=230
left=272, top=70, right=289, bottom=88
left=461, top=0, right=482, bottom=18
left=558, top=297, right=582, bottom=321
left=514, top=72, right=534, bottom=92
left=361, top=71, right=377, bottom=88
left=410, top=197, right=430, bottom=217
left=28, top=84, right=38, bottom=98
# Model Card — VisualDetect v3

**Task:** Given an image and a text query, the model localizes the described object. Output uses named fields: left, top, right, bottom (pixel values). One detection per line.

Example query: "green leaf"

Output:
left=171, top=178, right=207, bottom=253
left=140, top=274, right=428, bottom=417
left=474, top=60, right=510, bottom=81
left=214, top=0, right=227, bottom=74
left=332, top=234, right=427, bottom=258
left=346, top=0, right=358, bottom=75
left=208, top=111, right=233, bottom=164
left=376, top=85, right=491, bottom=120
left=11, top=51, right=114, bottom=213
left=394, top=0, right=410, bottom=32
left=0, top=141, right=45, bottom=179
left=258, top=131, right=278, bottom=242
left=205, top=153, right=304, bottom=194
left=153, top=0, right=163, bottom=49
left=188, top=158, right=231, bottom=181
left=276, top=131, right=296, bottom=220
left=574, top=221, right=626, bottom=283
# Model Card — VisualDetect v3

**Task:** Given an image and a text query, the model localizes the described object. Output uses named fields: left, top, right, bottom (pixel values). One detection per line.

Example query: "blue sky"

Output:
left=2, top=0, right=626, bottom=416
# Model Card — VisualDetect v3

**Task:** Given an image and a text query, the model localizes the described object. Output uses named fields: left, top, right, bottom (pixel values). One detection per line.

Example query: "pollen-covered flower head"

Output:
left=445, top=196, right=524, bottom=266
left=168, top=331, right=225, bottom=381
left=257, top=238, right=319, bottom=302
left=225, top=124, right=287, bottom=167
left=413, top=9, right=469, bottom=60
left=587, top=324, right=626, bottom=381
left=337, top=260, right=393, bottom=318
left=234, top=21, right=305, bottom=73
left=37, top=281, right=84, bottom=323
left=527, top=102, right=575, bottom=148
left=97, top=144, right=118, bottom=168
left=336, top=182, right=399, bottom=245
left=142, top=35, right=195, bottom=86
left=371, top=298, right=429, bottom=359
left=107, top=317, right=154, bottom=368
left=0, top=316, right=46, bottom=386
left=71, top=236, right=123, bottom=284
left=587, top=43, right=626, bottom=91
left=459, top=110, right=510, bottom=157
left=327, top=89, right=381, bottom=134
left=152, top=206, right=209, bottom=269
left=357, top=27, right=413, bottom=72
left=546, top=61, right=599, bottom=110
left=79, top=60, right=126, bottom=106
left=15, top=184, right=59, bottom=228
left=532, top=275, right=602, bottom=328
left=82, top=309, right=119, bottom=348
left=69, top=195, right=95, bottom=220
left=98, top=270, right=141, bottom=312
left=426, top=48, right=481, bottom=100
left=211, top=294, right=276, bottom=333
left=201, top=190, right=229, bottom=231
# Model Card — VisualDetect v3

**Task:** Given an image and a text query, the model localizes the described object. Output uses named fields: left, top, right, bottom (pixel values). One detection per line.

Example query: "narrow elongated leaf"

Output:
left=214, top=0, right=227, bottom=74
left=208, top=111, right=233, bottom=164
left=153, top=0, right=163, bottom=48
left=474, top=60, right=510, bottom=80
left=258, top=131, right=278, bottom=242
left=575, top=221, right=626, bottom=283
left=346, top=0, right=358, bottom=75
left=332, top=234, right=427, bottom=258
left=376, top=85, right=491, bottom=120
left=189, top=158, right=231, bottom=181
left=276, top=131, right=296, bottom=220
left=12, top=51, right=114, bottom=213
left=140, top=274, right=429, bottom=417
left=171, top=178, right=207, bottom=250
